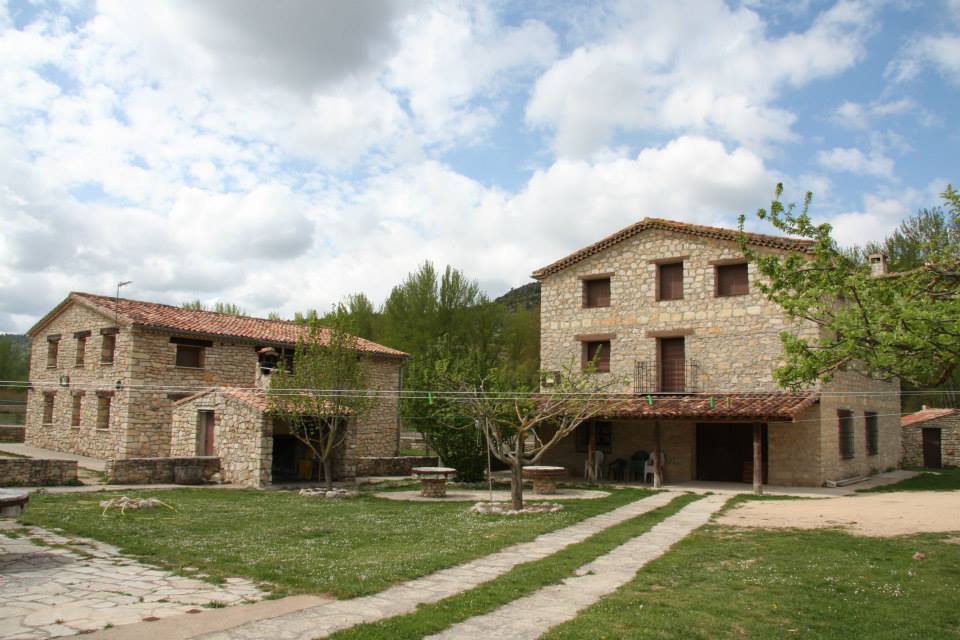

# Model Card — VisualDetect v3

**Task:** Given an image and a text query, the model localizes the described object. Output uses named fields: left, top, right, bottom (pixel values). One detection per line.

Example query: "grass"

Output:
left=860, top=467, right=960, bottom=493
left=542, top=524, right=960, bottom=640
left=328, top=493, right=703, bottom=640
left=19, top=486, right=653, bottom=598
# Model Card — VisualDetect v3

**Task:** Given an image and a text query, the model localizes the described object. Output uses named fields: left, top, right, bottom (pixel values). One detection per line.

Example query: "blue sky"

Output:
left=0, top=0, right=957, bottom=332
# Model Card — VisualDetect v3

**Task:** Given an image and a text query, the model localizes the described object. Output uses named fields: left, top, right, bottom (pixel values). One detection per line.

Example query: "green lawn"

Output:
left=860, top=467, right=960, bottom=492
left=543, top=525, right=960, bottom=640
left=17, top=486, right=652, bottom=598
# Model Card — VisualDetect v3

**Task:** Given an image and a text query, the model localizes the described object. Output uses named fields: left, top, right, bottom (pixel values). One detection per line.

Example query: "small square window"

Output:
left=583, top=278, right=611, bottom=308
left=583, top=340, right=610, bottom=373
left=716, top=263, right=749, bottom=297
left=175, top=345, right=205, bottom=368
left=657, top=262, right=683, bottom=301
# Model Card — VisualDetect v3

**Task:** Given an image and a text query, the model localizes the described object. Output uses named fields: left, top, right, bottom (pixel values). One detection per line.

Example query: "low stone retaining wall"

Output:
left=0, top=459, right=78, bottom=486
left=105, top=457, right=220, bottom=485
left=0, top=426, right=25, bottom=443
left=356, top=456, right=440, bottom=477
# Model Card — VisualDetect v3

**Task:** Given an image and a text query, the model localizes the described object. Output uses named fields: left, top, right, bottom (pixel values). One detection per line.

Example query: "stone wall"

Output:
left=0, top=459, right=78, bottom=486
left=0, top=426, right=25, bottom=443
left=903, top=413, right=960, bottom=467
left=337, top=357, right=403, bottom=478
left=25, top=301, right=130, bottom=459
left=355, top=455, right=440, bottom=476
left=170, top=392, right=269, bottom=487
left=104, top=457, right=220, bottom=484
left=539, top=228, right=819, bottom=393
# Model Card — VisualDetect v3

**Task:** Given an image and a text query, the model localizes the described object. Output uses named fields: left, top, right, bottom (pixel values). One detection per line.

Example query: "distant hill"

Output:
left=495, top=282, right=540, bottom=311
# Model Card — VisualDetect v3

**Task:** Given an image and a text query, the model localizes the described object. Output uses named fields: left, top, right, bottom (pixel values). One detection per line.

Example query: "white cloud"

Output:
left=526, top=0, right=875, bottom=157
left=817, top=146, right=894, bottom=178
left=831, top=97, right=922, bottom=129
left=887, top=1, right=960, bottom=86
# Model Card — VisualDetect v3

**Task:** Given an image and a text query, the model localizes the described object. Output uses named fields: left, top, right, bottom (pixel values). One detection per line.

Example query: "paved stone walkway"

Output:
left=0, top=524, right=265, bottom=639
left=195, top=491, right=679, bottom=640
left=426, top=493, right=729, bottom=640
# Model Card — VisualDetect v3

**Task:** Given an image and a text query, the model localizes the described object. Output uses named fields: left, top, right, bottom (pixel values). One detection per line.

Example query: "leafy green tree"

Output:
left=740, top=183, right=960, bottom=389
left=267, top=309, right=373, bottom=487
left=181, top=300, right=247, bottom=316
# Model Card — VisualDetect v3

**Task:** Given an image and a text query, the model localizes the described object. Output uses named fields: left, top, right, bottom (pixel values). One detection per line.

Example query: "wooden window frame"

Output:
left=42, top=392, right=55, bottom=425
left=71, top=392, right=83, bottom=428
left=865, top=411, right=879, bottom=457
left=656, top=261, right=684, bottom=301
left=46, top=335, right=60, bottom=369
left=582, top=340, right=611, bottom=373
left=575, top=421, right=614, bottom=453
left=74, top=334, right=88, bottom=367
left=838, top=409, right=855, bottom=460
left=100, top=332, right=117, bottom=365
left=175, top=344, right=206, bottom=369
left=581, top=274, right=612, bottom=309
left=96, top=393, right=112, bottom=430
left=714, top=262, right=749, bottom=297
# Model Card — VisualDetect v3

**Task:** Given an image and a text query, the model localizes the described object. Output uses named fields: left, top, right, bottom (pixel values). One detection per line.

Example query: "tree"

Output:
left=739, top=183, right=960, bottom=389
left=181, top=300, right=247, bottom=316
left=267, top=309, right=373, bottom=487
left=451, top=360, right=629, bottom=510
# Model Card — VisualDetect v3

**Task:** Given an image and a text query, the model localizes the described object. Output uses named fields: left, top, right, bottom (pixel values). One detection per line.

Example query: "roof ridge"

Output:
left=72, top=291, right=306, bottom=326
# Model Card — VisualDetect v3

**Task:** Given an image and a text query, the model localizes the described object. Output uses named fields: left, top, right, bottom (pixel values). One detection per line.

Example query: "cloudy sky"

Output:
left=1, top=0, right=957, bottom=332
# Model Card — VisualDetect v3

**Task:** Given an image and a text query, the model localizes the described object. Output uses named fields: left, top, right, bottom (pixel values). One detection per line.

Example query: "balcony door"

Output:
left=659, top=337, right=685, bottom=392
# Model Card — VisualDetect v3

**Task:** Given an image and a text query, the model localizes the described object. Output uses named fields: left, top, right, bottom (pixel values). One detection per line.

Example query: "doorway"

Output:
left=922, top=428, right=942, bottom=468
left=696, top=423, right=767, bottom=483
left=197, top=410, right=215, bottom=456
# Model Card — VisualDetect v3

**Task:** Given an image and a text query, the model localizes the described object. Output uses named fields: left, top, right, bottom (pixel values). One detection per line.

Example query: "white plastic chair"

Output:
left=644, top=451, right=664, bottom=483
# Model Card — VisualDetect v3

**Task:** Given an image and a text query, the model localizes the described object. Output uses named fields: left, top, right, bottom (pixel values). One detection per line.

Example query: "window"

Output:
left=46, top=336, right=60, bottom=368
left=657, top=262, right=684, bottom=301
left=838, top=409, right=855, bottom=459
left=865, top=411, right=879, bottom=456
left=575, top=421, right=613, bottom=453
left=100, top=332, right=116, bottom=364
left=175, top=344, right=205, bottom=368
left=71, top=393, right=83, bottom=427
left=716, top=263, right=749, bottom=297
left=96, top=394, right=112, bottom=429
left=74, top=331, right=90, bottom=367
left=42, top=393, right=55, bottom=424
left=583, top=277, right=611, bottom=308
left=583, top=340, right=610, bottom=373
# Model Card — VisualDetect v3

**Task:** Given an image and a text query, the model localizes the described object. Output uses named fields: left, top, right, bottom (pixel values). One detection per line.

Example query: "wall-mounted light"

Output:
left=59, top=375, right=70, bottom=387
left=115, top=380, right=123, bottom=391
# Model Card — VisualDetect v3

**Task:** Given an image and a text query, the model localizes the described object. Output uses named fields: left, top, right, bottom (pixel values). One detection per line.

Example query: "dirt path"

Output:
left=716, top=491, right=960, bottom=537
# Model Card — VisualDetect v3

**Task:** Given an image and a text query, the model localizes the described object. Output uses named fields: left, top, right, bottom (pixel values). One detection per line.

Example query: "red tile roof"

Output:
left=901, top=407, right=959, bottom=427
left=532, top=217, right=815, bottom=280
left=67, top=292, right=407, bottom=358
left=594, top=392, right=819, bottom=421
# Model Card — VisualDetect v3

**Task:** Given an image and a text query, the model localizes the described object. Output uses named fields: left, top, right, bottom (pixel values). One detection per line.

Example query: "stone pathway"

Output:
left=0, top=523, right=265, bottom=639
left=426, top=494, right=728, bottom=640
left=195, top=491, right=679, bottom=640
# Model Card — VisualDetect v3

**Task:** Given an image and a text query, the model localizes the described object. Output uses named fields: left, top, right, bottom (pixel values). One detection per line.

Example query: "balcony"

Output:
left=634, top=359, right=701, bottom=394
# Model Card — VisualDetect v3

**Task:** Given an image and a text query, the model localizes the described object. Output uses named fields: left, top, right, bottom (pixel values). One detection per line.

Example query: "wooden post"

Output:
left=653, top=420, right=663, bottom=489
left=587, top=422, right=597, bottom=482
left=753, top=422, right=763, bottom=496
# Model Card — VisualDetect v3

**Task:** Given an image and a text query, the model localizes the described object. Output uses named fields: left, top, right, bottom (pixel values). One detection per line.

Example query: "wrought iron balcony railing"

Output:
left=634, top=359, right=701, bottom=394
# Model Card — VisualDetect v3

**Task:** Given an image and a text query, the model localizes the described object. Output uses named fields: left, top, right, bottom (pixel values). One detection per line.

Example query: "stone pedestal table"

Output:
left=0, top=488, right=29, bottom=518
left=522, top=466, right=567, bottom=494
left=412, top=467, right=457, bottom=498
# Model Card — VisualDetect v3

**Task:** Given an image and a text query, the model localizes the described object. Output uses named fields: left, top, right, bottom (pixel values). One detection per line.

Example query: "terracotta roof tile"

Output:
left=532, top=217, right=815, bottom=280
left=595, top=392, right=819, bottom=421
left=70, top=292, right=407, bottom=358
left=901, top=407, right=959, bottom=427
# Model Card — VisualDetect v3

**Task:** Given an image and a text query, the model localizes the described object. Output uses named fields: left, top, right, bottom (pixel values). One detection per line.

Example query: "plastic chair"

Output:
left=629, top=450, right=649, bottom=481
left=644, top=451, right=665, bottom=483
left=608, top=458, right=628, bottom=481
left=583, top=449, right=605, bottom=482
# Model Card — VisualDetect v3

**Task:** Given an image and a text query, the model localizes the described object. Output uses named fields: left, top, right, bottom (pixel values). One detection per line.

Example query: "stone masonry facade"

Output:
left=537, top=223, right=901, bottom=486
left=903, top=413, right=960, bottom=467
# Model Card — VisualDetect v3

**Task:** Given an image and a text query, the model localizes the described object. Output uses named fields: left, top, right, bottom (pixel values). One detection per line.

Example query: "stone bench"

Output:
left=522, top=466, right=567, bottom=494
left=412, top=467, right=457, bottom=498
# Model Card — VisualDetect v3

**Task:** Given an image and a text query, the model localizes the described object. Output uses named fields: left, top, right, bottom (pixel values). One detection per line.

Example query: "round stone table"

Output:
left=0, top=488, right=29, bottom=518
left=412, top=467, right=457, bottom=498
left=522, top=466, right=567, bottom=494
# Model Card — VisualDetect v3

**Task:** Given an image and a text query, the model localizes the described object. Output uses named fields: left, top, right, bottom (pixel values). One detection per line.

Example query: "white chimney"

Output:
left=868, top=252, right=888, bottom=276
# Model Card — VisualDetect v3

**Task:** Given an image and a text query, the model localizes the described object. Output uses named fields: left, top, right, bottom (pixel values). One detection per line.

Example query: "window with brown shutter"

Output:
left=71, top=393, right=83, bottom=427
left=838, top=409, right=855, bottom=459
left=657, top=262, right=683, bottom=301
left=865, top=411, right=879, bottom=456
left=716, top=263, right=749, bottom=297
left=75, top=336, right=87, bottom=367
left=583, top=277, right=611, bottom=308
left=583, top=340, right=610, bottom=372
left=175, top=345, right=204, bottom=368
left=97, top=394, right=112, bottom=430
left=659, top=337, right=686, bottom=392
left=100, top=333, right=116, bottom=364
left=46, top=337, right=60, bottom=369
left=42, top=393, right=55, bottom=424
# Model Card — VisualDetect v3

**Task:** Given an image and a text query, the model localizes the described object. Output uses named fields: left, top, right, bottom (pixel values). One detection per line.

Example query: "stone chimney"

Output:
left=868, top=252, right=889, bottom=276
left=256, top=347, right=279, bottom=390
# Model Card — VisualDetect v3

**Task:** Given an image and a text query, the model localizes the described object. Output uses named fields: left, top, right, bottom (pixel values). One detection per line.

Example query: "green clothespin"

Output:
left=428, top=391, right=433, bottom=405
left=726, top=396, right=731, bottom=408
left=646, top=394, right=653, bottom=406
left=709, top=396, right=716, bottom=409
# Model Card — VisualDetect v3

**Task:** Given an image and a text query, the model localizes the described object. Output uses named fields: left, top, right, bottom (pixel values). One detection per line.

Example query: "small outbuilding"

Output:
left=902, top=407, right=959, bottom=468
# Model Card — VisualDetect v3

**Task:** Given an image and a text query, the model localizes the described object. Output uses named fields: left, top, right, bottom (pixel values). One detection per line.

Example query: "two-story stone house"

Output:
left=24, top=292, right=407, bottom=486
left=533, top=218, right=901, bottom=487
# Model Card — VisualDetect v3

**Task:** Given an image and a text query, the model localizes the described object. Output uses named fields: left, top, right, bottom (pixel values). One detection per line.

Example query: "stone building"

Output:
left=25, top=292, right=407, bottom=486
left=534, top=218, right=901, bottom=487
left=901, top=407, right=959, bottom=468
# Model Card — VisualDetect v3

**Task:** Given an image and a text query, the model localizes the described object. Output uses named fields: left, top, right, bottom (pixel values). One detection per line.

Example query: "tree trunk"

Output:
left=323, top=458, right=333, bottom=489
left=510, top=460, right=524, bottom=511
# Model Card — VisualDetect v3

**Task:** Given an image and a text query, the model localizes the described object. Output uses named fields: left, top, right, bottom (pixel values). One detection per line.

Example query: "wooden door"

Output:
left=660, top=337, right=685, bottom=392
left=922, top=428, right=942, bottom=468
left=201, top=411, right=215, bottom=456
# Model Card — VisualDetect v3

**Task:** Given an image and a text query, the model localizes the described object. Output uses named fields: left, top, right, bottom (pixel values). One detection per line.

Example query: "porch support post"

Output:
left=587, top=422, right=597, bottom=482
left=752, top=422, right=763, bottom=496
left=653, top=420, right=663, bottom=489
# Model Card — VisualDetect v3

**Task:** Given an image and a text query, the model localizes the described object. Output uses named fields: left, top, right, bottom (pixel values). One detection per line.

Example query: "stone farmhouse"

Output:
left=24, top=292, right=407, bottom=487
left=533, top=218, right=901, bottom=487
left=901, top=407, right=959, bottom=469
